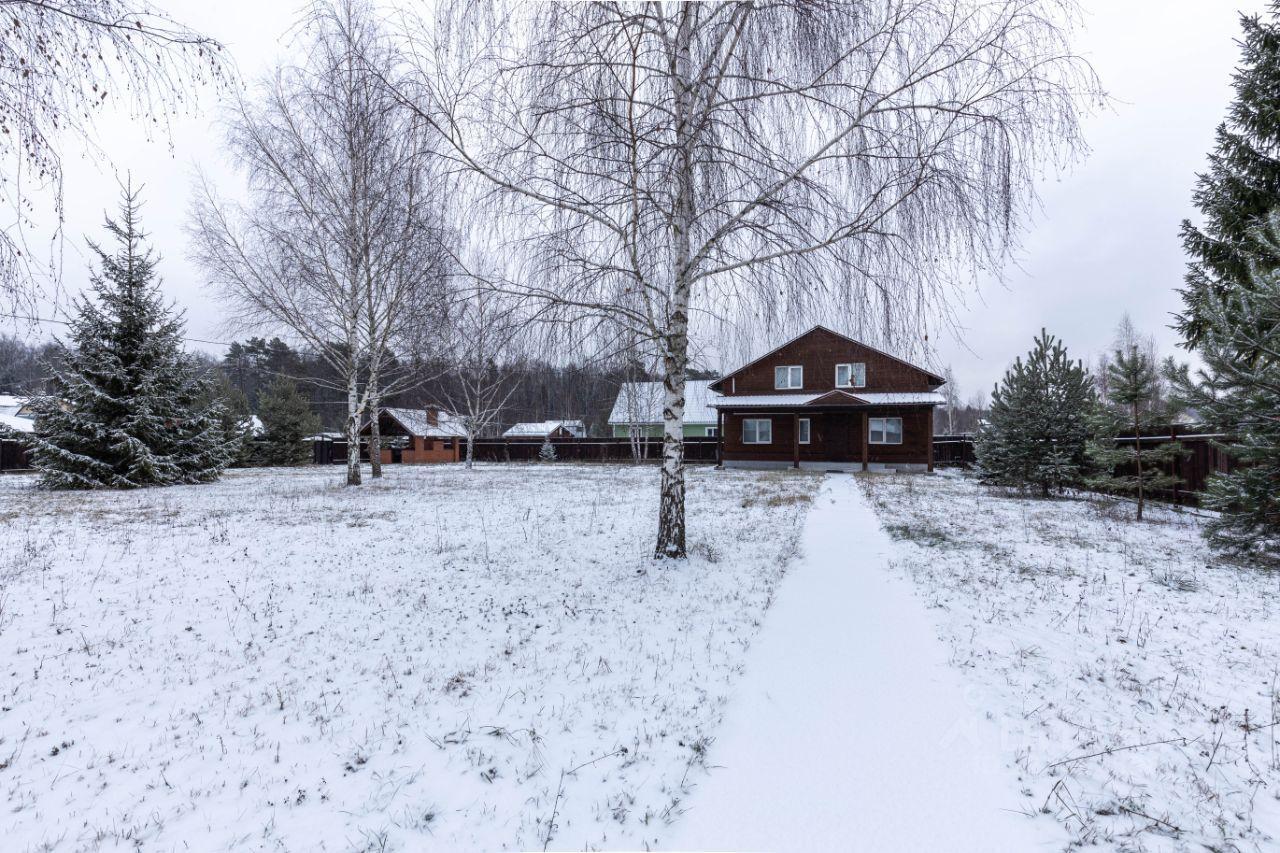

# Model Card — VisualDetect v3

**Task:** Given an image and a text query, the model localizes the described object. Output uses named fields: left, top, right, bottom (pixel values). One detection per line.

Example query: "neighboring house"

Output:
left=0, top=394, right=34, bottom=472
left=502, top=420, right=586, bottom=440
left=361, top=407, right=466, bottom=464
left=607, top=379, right=720, bottom=438
left=709, top=326, right=945, bottom=472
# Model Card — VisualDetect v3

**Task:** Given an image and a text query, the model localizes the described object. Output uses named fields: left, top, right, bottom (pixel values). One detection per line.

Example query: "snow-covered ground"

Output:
left=0, top=464, right=818, bottom=852
left=860, top=471, right=1280, bottom=852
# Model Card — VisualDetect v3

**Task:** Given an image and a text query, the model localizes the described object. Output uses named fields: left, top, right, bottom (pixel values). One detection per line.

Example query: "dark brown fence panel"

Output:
left=466, top=436, right=719, bottom=464
left=931, top=426, right=1241, bottom=506
left=0, top=439, right=32, bottom=472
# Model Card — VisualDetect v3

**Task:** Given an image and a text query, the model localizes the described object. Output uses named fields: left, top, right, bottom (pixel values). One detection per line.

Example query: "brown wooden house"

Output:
left=362, top=407, right=465, bottom=464
left=710, top=326, right=945, bottom=472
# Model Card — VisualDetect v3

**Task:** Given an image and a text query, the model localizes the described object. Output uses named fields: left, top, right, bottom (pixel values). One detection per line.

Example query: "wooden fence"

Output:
left=0, top=438, right=31, bottom=473
left=930, top=426, right=1240, bottom=506
left=311, top=435, right=720, bottom=465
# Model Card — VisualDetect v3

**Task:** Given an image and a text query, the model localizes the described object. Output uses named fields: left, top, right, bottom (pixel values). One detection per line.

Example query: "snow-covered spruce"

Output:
left=975, top=329, right=1094, bottom=496
left=27, top=186, right=234, bottom=489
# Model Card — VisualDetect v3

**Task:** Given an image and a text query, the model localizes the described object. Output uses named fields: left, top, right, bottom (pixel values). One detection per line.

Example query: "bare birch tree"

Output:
left=392, top=0, right=1101, bottom=557
left=431, top=286, right=527, bottom=469
left=190, top=0, right=445, bottom=486
left=0, top=0, right=231, bottom=312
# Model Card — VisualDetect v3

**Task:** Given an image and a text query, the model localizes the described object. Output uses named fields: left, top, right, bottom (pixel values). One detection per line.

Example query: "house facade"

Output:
left=608, top=379, right=719, bottom=438
left=709, top=327, right=945, bottom=472
left=362, top=407, right=466, bottom=464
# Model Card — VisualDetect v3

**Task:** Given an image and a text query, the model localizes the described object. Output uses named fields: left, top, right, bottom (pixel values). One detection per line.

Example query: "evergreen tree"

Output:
left=28, top=186, right=233, bottom=489
left=538, top=437, right=557, bottom=462
left=1087, top=347, right=1183, bottom=521
left=1178, top=7, right=1280, bottom=346
left=1168, top=209, right=1280, bottom=562
left=975, top=329, right=1094, bottom=496
left=255, top=377, right=320, bottom=466
left=203, top=373, right=256, bottom=467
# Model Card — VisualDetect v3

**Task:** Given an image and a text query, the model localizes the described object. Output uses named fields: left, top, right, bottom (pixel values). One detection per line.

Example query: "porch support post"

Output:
left=927, top=410, right=935, bottom=473
left=716, top=408, right=724, bottom=468
left=792, top=412, right=800, bottom=469
left=861, top=411, right=869, bottom=472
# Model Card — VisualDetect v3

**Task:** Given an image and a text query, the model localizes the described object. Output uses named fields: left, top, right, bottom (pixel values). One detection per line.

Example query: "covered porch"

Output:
left=712, top=402, right=935, bottom=473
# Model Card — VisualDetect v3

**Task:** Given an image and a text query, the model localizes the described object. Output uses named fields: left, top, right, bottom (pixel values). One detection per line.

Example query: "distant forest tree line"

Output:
left=0, top=333, right=718, bottom=437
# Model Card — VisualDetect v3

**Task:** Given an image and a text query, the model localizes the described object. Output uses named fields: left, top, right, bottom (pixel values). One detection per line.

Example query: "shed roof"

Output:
left=608, top=380, right=720, bottom=425
left=502, top=420, right=585, bottom=438
left=0, top=412, right=34, bottom=434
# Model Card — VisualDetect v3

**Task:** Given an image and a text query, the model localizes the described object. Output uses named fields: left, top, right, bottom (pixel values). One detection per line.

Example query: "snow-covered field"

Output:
left=861, top=471, right=1280, bottom=852
left=0, top=464, right=817, bottom=852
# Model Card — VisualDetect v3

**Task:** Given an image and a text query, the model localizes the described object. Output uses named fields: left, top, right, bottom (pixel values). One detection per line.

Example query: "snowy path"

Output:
left=668, top=475, right=1065, bottom=852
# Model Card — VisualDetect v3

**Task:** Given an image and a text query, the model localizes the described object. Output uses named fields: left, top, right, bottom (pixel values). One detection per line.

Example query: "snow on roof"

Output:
left=709, top=391, right=945, bottom=408
left=0, top=394, right=28, bottom=418
left=0, top=412, right=33, bottom=434
left=608, top=380, right=720, bottom=425
left=502, top=420, right=585, bottom=438
left=381, top=407, right=468, bottom=438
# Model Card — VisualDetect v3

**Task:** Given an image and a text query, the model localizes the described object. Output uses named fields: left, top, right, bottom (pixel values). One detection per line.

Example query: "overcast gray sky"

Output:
left=14, top=0, right=1273, bottom=399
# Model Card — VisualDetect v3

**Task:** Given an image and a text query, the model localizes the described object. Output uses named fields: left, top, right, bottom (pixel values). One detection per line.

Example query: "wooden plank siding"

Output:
left=720, top=407, right=933, bottom=466
left=709, top=326, right=942, bottom=396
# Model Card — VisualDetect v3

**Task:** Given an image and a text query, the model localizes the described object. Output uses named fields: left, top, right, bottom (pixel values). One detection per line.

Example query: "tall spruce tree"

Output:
left=976, top=330, right=1095, bottom=496
left=1178, top=6, right=1280, bottom=346
left=28, top=186, right=233, bottom=488
left=1087, top=347, right=1183, bottom=521
left=255, top=377, right=320, bottom=466
left=1168, top=209, right=1280, bottom=562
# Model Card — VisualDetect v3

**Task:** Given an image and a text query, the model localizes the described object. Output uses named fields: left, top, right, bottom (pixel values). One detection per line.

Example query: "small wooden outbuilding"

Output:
left=362, top=407, right=466, bottom=464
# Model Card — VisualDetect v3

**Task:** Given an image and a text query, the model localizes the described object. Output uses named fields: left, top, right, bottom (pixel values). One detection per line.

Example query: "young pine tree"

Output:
left=1178, top=7, right=1280, bottom=346
left=28, top=187, right=233, bottom=488
left=1168, top=209, right=1280, bottom=562
left=538, top=437, right=557, bottom=462
left=1087, top=346, right=1182, bottom=521
left=976, top=329, right=1094, bottom=496
left=255, top=377, right=321, bottom=466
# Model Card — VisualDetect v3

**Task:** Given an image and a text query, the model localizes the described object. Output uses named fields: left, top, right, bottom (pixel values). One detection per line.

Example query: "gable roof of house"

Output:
left=607, top=379, right=720, bottom=426
left=380, top=407, right=468, bottom=438
left=707, top=325, right=945, bottom=393
left=0, top=412, right=33, bottom=434
left=503, top=420, right=585, bottom=438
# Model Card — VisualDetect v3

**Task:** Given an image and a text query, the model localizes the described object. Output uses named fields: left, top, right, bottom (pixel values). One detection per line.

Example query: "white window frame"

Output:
left=868, top=417, right=903, bottom=445
left=835, top=362, right=866, bottom=389
left=742, top=418, right=772, bottom=444
left=774, top=365, right=804, bottom=390
left=706, top=426, right=718, bottom=438
left=798, top=418, right=811, bottom=444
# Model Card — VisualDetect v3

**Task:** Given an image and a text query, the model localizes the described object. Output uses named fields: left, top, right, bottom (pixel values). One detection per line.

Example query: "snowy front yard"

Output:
left=862, top=472, right=1280, bottom=852
left=0, top=464, right=817, bottom=852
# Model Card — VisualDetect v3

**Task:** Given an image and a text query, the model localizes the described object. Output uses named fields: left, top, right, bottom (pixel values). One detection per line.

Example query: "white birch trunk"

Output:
left=345, top=369, right=362, bottom=486
left=466, top=427, right=475, bottom=470
left=368, top=374, right=382, bottom=479
left=654, top=10, right=694, bottom=559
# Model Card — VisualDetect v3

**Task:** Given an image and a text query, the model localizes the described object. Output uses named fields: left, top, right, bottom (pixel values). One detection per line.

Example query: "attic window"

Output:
left=836, top=363, right=866, bottom=388
left=774, top=365, right=803, bottom=390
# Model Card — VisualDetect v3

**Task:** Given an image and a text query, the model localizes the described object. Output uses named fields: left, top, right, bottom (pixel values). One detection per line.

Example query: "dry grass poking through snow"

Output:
left=861, top=471, right=1280, bottom=852
left=0, top=464, right=817, bottom=852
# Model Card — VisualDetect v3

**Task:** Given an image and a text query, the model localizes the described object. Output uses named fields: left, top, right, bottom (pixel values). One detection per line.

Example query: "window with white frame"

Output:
left=706, top=426, right=718, bottom=437
left=742, top=418, right=772, bottom=444
left=835, top=362, right=866, bottom=388
left=774, top=365, right=803, bottom=389
left=868, top=417, right=903, bottom=445
left=798, top=418, right=811, bottom=444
